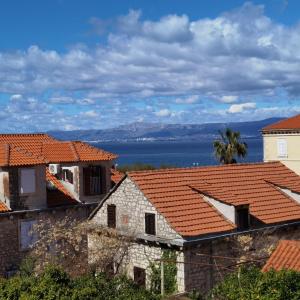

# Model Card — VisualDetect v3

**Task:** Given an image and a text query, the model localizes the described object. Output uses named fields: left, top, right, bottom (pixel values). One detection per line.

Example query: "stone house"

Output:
left=263, top=114, right=300, bottom=175
left=89, top=162, right=300, bottom=294
left=0, top=133, right=117, bottom=276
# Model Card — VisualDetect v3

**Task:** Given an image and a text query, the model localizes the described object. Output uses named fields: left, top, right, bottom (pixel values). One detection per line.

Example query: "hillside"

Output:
left=49, top=118, right=282, bottom=142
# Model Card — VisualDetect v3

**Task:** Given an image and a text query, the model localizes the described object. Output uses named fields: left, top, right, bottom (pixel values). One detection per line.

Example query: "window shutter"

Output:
left=83, top=167, right=91, bottom=195
left=277, top=139, right=287, bottom=157
left=20, top=169, right=36, bottom=194
left=100, top=166, right=107, bottom=194
left=145, top=213, right=156, bottom=235
left=107, top=204, right=116, bottom=228
left=133, top=267, right=146, bottom=287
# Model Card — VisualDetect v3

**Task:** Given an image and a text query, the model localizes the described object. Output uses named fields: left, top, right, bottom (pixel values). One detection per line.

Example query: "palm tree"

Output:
left=213, top=128, right=248, bottom=164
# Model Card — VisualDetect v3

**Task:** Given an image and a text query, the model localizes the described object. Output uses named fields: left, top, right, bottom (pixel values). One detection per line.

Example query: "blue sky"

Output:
left=0, top=0, right=300, bottom=132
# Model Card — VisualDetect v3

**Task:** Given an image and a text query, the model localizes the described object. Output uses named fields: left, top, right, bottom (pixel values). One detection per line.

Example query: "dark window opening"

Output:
left=236, top=207, right=249, bottom=230
left=145, top=213, right=156, bottom=235
left=107, top=204, right=116, bottom=228
left=83, top=166, right=106, bottom=195
left=63, top=169, right=73, bottom=184
left=133, top=267, right=146, bottom=288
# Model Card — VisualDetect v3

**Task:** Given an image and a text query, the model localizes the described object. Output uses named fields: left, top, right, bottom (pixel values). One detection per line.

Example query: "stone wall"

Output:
left=183, top=223, right=300, bottom=295
left=0, top=204, right=95, bottom=277
left=92, top=176, right=181, bottom=240
left=125, top=243, right=185, bottom=293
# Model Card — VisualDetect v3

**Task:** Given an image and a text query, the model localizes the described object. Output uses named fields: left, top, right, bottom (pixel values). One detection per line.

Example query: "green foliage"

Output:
left=0, top=265, right=160, bottom=300
left=213, top=128, right=247, bottom=164
left=211, top=265, right=300, bottom=300
left=149, top=250, right=177, bottom=295
left=118, top=163, right=175, bottom=173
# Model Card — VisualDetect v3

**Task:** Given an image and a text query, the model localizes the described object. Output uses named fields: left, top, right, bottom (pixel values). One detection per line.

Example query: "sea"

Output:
left=94, top=137, right=263, bottom=168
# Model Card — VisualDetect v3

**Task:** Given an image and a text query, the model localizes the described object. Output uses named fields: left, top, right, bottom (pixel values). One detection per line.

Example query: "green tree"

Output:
left=213, top=128, right=247, bottom=164
left=211, top=266, right=300, bottom=300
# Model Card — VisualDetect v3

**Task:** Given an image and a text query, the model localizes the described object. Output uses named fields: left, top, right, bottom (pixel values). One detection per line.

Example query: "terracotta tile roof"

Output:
left=46, top=168, right=79, bottom=207
left=262, top=240, right=300, bottom=272
left=263, top=114, right=300, bottom=132
left=0, top=134, right=117, bottom=165
left=111, top=169, right=124, bottom=185
left=128, top=162, right=300, bottom=237
left=0, top=144, right=45, bottom=167
left=0, top=201, right=10, bottom=212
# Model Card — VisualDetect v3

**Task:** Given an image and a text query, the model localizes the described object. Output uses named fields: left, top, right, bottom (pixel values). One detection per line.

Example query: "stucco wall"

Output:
left=263, top=133, right=300, bottom=174
left=57, top=161, right=113, bottom=203
left=92, top=176, right=181, bottom=241
left=20, top=165, right=47, bottom=210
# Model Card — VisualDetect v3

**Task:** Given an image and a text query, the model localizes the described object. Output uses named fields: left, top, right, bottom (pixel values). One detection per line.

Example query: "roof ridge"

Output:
left=4, top=144, right=9, bottom=166
left=128, top=161, right=283, bottom=175
left=70, top=142, right=80, bottom=161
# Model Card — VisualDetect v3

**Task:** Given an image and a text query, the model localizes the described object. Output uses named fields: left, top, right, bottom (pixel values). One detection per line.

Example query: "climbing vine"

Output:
left=149, top=250, right=177, bottom=295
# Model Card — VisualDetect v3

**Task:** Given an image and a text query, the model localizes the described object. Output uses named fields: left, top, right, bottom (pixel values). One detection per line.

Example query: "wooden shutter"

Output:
left=236, top=208, right=249, bottom=230
left=107, top=204, right=116, bottom=228
left=83, top=167, right=91, bottom=195
left=133, top=267, right=146, bottom=287
left=100, top=166, right=107, bottom=194
left=145, top=213, right=156, bottom=235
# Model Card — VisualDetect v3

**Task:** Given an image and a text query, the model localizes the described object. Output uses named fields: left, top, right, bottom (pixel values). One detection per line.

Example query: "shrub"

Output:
left=0, top=265, right=159, bottom=300
left=211, top=265, right=300, bottom=300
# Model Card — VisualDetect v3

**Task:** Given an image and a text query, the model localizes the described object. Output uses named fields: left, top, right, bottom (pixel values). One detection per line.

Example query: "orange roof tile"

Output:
left=111, top=169, right=124, bottom=184
left=128, top=162, right=300, bottom=237
left=46, top=168, right=79, bottom=207
left=262, top=240, right=300, bottom=272
left=0, top=134, right=117, bottom=165
left=263, top=114, right=300, bottom=132
left=0, top=201, right=10, bottom=212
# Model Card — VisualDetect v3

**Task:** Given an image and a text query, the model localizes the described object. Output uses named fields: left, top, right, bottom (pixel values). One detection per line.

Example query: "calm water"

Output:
left=94, top=138, right=263, bottom=168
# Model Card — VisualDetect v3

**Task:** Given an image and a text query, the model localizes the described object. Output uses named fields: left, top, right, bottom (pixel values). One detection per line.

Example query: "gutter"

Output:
left=0, top=202, right=98, bottom=218
left=182, top=220, right=300, bottom=245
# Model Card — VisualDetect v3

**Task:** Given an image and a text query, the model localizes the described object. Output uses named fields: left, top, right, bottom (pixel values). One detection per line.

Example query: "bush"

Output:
left=0, top=265, right=160, bottom=300
left=211, top=265, right=300, bottom=300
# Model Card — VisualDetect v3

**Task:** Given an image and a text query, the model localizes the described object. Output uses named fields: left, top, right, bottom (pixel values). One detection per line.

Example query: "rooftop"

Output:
left=128, top=162, right=300, bottom=237
left=263, top=114, right=300, bottom=132
left=0, top=134, right=117, bottom=166
left=262, top=240, right=300, bottom=272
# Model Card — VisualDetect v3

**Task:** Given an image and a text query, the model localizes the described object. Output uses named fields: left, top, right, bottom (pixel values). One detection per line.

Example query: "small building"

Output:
left=89, top=161, right=300, bottom=293
left=0, top=133, right=117, bottom=276
left=262, top=240, right=300, bottom=272
left=263, top=114, right=300, bottom=175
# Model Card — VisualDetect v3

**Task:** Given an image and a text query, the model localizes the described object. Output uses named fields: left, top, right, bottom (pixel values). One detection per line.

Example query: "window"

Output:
left=236, top=207, right=249, bottom=230
left=63, top=169, right=73, bottom=184
left=20, top=219, right=38, bottom=251
left=133, top=267, right=146, bottom=287
left=145, top=213, right=156, bottom=235
left=20, top=168, right=36, bottom=194
left=107, top=204, right=116, bottom=228
left=83, top=166, right=106, bottom=195
left=277, top=139, right=288, bottom=158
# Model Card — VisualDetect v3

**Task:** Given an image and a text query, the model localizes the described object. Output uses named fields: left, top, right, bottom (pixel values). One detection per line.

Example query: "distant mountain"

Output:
left=49, top=118, right=283, bottom=142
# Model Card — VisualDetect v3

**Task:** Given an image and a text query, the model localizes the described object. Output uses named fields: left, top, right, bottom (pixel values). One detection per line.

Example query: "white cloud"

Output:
left=1, top=3, right=300, bottom=131
left=81, top=110, right=99, bottom=118
left=155, top=109, right=172, bottom=117
left=175, top=95, right=199, bottom=104
left=228, top=102, right=256, bottom=113
left=219, top=95, right=238, bottom=103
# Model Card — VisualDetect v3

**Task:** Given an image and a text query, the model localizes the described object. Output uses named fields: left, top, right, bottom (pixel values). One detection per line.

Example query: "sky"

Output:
left=1, top=0, right=300, bottom=132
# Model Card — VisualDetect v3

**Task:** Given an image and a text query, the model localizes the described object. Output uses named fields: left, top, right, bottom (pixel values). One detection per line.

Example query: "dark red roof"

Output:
left=263, top=114, right=300, bottom=132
